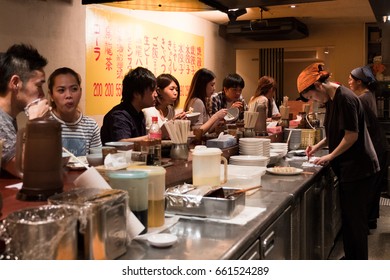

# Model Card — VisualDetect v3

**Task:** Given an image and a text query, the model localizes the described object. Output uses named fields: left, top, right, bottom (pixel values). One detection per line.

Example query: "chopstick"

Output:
left=62, top=147, right=90, bottom=169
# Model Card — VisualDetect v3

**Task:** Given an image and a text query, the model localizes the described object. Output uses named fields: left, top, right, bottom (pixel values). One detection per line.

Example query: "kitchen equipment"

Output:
left=107, top=170, right=149, bottom=234
left=225, top=186, right=261, bottom=199
left=15, top=118, right=63, bottom=201
left=165, top=186, right=245, bottom=219
left=127, top=165, right=166, bottom=227
left=192, top=146, right=227, bottom=186
left=48, top=188, right=129, bottom=260
left=3, top=205, right=78, bottom=260
left=170, top=143, right=189, bottom=160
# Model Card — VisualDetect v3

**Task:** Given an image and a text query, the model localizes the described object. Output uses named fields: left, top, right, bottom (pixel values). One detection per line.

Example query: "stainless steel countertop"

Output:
left=121, top=152, right=329, bottom=260
left=120, top=190, right=292, bottom=260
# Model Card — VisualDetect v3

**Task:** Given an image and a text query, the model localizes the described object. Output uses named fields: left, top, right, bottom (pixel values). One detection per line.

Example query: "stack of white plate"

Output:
left=229, top=155, right=269, bottom=167
left=284, top=128, right=302, bottom=150
left=257, top=138, right=271, bottom=157
left=239, top=138, right=263, bottom=156
left=270, top=143, right=288, bottom=157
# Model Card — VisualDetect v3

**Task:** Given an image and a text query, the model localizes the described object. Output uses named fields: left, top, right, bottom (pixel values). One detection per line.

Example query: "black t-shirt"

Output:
left=324, top=85, right=379, bottom=182
left=100, top=102, right=146, bottom=145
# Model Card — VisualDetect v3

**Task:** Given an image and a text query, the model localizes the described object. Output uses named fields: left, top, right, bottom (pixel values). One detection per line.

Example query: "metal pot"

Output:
left=48, top=188, right=128, bottom=260
left=4, top=205, right=78, bottom=260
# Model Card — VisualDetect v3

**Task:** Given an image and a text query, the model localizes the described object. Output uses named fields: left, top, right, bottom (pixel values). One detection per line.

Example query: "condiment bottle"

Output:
left=148, top=116, right=161, bottom=165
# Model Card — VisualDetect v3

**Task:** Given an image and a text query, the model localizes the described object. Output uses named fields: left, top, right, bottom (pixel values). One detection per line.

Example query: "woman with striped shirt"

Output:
left=48, top=67, right=101, bottom=156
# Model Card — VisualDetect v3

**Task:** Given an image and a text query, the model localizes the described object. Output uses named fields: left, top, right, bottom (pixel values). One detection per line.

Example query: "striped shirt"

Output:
left=50, top=112, right=102, bottom=156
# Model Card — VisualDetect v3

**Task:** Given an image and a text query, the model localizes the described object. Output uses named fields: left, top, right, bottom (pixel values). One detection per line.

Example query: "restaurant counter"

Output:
left=0, top=147, right=337, bottom=260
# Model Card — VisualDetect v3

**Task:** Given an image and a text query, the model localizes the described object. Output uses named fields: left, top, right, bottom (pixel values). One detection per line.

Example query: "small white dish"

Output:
left=186, top=112, right=201, bottom=118
left=147, top=233, right=177, bottom=248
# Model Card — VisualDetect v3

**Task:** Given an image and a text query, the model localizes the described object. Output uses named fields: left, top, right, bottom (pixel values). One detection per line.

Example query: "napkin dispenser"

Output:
left=48, top=188, right=128, bottom=260
left=206, top=137, right=237, bottom=149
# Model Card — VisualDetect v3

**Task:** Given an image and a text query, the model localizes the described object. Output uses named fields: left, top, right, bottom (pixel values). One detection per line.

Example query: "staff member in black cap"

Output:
left=299, top=62, right=379, bottom=260
left=349, top=66, right=387, bottom=231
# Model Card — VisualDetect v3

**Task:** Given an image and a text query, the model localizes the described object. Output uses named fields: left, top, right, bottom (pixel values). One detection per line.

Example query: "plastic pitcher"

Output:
left=192, top=146, right=227, bottom=186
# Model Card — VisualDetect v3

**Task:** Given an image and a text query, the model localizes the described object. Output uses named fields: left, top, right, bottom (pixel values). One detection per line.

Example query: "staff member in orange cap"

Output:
left=299, top=63, right=379, bottom=260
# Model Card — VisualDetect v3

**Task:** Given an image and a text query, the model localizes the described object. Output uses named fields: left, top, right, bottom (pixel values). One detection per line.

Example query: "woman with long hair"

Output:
left=248, top=76, right=280, bottom=121
left=183, top=68, right=227, bottom=133
left=143, top=73, right=186, bottom=130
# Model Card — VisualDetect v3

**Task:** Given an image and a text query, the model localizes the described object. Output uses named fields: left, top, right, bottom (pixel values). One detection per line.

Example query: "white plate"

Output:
left=186, top=112, right=201, bottom=118
left=224, top=107, right=239, bottom=122
left=66, top=156, right=88, bottom=170
left=105, top=141, right=134, bottom=150
left=266, top=167, right=303, bottom=175
left=147, top=233, right=177, bottom=248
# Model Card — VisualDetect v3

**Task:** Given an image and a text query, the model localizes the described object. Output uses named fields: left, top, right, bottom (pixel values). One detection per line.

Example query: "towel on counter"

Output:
left=166, top=206, right=266, bottom=226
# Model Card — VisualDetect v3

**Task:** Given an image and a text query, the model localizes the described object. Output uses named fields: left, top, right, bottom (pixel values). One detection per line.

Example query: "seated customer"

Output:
left=100, top=67, right=157, bottom=144
left=211, top=73, right=247, bottom=120
left=143, top=73, right=186, bottom=130
left=248, top=76, right=280, bottom=121
left=0, top=44, right=51, bottom=178
left=183, top=68, right=227, bottom=134
left=48, top=67, right=102, bottom=156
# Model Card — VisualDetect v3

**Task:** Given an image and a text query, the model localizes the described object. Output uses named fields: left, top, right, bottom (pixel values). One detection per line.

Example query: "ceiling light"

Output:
left=227, top=8, right=247, bottom=22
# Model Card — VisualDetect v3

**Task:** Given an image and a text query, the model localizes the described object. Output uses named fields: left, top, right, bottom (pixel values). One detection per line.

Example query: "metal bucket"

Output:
left=4, top=205, right=78, bottom=260
left=48, top=188, right=128, bottom=260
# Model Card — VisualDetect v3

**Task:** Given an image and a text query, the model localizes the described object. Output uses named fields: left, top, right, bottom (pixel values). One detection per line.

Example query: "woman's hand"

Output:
left=312, top=154, right=332, bottom=166
left=173, top=111, right=187, bottom=120
left=213, top=108, right=228, bottom=120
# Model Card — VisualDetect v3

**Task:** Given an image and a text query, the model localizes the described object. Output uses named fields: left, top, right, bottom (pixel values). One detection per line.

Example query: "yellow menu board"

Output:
left=86, top=6, right=204, bottom=115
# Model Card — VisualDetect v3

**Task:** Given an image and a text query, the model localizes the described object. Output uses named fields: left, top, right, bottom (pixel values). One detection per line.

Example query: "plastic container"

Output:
left=220, top=165, right=266, bottom=189
left=107, top=170, right=149, bottom=234
left=127, top=166, right=166, bottom=227
left=192, top=146, right=227, bottom=186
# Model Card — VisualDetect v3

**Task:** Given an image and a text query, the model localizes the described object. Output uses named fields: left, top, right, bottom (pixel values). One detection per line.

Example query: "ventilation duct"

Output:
left=219, top=17, right=309, bottom=41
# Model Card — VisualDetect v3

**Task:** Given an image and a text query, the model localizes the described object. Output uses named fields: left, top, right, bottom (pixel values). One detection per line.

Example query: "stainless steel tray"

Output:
left=165, top=187, right=245, bottom=219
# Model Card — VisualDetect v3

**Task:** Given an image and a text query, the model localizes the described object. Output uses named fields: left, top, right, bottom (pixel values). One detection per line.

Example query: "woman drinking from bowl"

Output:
left=183, top=68, right=227, bottom=134
left=48, top=67, right=102, bottom=156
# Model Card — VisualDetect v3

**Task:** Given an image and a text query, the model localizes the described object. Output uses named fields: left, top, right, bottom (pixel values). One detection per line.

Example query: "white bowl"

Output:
left=186, top=112, right=200, bottom=124
left=86, top=153, right=104, bottom=166
left=224, top=107, right=239, bottom=122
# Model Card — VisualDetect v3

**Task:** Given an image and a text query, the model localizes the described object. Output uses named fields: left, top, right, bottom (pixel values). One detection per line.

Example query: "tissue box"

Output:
left=267, top=126, right=282, bottom=134
left=206, top=137, right=237, bottom=149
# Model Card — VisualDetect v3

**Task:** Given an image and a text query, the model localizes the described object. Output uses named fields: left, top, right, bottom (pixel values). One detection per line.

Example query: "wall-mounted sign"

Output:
left=86, top=6, right=204, bottom=115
